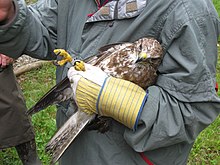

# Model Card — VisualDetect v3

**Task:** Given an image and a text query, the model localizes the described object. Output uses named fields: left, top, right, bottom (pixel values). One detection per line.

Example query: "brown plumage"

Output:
left=87, top=37, right=163, bottom=89
left=27, top=37, right=163, bottom=115
left=27, top=37, right=163, bottom=164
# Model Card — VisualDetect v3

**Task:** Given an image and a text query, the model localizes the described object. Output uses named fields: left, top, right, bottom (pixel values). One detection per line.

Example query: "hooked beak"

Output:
left=135, top=52, right=147, bottom=63
left=135, top=57, right=143, bottom=63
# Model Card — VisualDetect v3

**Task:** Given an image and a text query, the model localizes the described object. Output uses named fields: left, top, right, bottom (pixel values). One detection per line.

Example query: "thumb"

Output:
left=68, top=67, right=84, bottom=78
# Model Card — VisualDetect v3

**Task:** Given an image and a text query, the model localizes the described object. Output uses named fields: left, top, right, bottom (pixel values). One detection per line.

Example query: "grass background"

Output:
left=0, top=0, right=220, bottom=165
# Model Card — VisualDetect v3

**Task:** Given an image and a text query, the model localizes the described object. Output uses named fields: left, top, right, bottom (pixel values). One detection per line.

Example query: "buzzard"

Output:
left=27, top=37, right=163, bottom=164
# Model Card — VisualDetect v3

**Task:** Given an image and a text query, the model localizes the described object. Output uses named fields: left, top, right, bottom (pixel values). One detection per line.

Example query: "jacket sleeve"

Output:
left=0, top=0, right=57, bottom=60
left=124, top=8, right=220, bottom=152
left=124, top=86, right=220, bottom=152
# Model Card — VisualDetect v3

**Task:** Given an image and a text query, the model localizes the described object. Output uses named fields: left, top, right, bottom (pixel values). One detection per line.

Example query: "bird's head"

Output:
left=134, top=38, right=163, bottom=63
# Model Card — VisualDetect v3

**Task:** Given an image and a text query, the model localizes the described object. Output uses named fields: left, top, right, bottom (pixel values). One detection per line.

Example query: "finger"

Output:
left=6, top=58, right=10, bottom=64
left=67, top=67, right=84, bottom=78
left=68, top=74, right=82, bottom=84
left=1, top=56, right=7, bottom=67
left=0, top=54, right=2, bottom=66
left=1, top=54, right=13, bottom=66
left=68, top=66, right=78, bottom=73
left=9, top=58, right=13, bottom=63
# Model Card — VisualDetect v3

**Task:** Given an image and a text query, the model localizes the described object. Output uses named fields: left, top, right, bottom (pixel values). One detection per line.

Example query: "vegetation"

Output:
left=0, top=63, right=57, bottom=165
left=213, top=0, right=220, bottom=16
left=0, top=0, right=219, bottom=165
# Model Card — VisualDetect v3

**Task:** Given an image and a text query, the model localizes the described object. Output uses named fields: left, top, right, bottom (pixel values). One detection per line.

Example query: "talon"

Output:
left=74, top=60, right=85, bottom=71
left=54, top=49, right=72, bottom=66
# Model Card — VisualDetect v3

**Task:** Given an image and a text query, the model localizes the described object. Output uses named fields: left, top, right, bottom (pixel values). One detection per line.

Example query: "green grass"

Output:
left=0, top=63, right=57, bottom=165
left=187, top=44, right=220, bottom=164
left=213, top=0, right=220, bottom=16
left=1, top=55, right=219, bottom=165
left=20, top=63, right=57, bottom=164
left=1, top=59, right=219, bottom=165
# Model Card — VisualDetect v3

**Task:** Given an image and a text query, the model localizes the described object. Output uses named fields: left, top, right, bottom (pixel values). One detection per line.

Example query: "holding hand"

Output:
left=0, top=54, right=13, bottom=68
left=68, top=63, right=148, bottom=130
left=67, top=63, right=108, bottom=114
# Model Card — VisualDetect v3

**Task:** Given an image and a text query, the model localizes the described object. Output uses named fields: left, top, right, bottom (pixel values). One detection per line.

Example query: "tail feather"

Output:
left=27, top=77, right=72, bottom=116
left=45, top=110, right=96, bottom=164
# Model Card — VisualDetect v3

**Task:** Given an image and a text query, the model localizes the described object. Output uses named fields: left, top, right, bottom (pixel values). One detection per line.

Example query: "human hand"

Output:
left=68, top=63, right=108, bottom=114
left=0, top=54, right=13, bottom=68
left=68, top=63, right=147, bottom=130
left=0, top=0, right=15, bottom=24
left=68, top=63, right=108, bottom=89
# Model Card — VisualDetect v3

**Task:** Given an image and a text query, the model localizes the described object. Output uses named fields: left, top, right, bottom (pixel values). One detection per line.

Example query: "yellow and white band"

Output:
left=97, top=77, right=148, bottom=130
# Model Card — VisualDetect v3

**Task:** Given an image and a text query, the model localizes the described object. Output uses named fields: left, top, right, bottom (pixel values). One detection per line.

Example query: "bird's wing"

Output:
left=26, top=53, right=102, bottom=116
left=88, top=42, right=134, bottom=67
left=27, top=77, right=72, bottom=116
left=27, top=42, right=134, bottom=116
left=26, top=52, right=104, bottom=116
left=46, top=110, right=96, bottom=164
left=27, top=38, right=164, bottom=164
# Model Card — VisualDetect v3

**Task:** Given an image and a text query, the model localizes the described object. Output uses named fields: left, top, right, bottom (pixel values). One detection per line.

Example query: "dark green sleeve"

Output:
left=0, top=0, right=57, bottom=60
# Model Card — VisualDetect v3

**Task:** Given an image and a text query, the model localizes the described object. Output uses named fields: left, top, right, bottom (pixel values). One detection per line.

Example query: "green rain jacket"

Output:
left=0, top=0, right=220, bottom=164
left=0, top=65, right=35, bottom=149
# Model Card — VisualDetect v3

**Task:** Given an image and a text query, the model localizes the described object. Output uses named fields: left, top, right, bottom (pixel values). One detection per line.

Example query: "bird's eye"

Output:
left=139, top=44, right=142, bottom=50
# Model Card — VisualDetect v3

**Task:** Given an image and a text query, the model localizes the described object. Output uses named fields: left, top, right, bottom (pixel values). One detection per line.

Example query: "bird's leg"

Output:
left=87, top=115, right=112, bottom=133
left=53, top=49, right=72, bottom=66
left=53, top=49, right=86, bottom=71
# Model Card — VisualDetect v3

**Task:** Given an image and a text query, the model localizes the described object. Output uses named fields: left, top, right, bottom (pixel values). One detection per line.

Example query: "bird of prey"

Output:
left=27, top=37, right=163, bottom=164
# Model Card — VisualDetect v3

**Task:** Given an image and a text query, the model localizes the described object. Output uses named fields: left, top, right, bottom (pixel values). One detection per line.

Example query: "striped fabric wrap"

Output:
left=76, top=77, right=101, bottom=114
left=97, top=77, right=147, bottom=130
left=75, top=76, right=148, bottom=130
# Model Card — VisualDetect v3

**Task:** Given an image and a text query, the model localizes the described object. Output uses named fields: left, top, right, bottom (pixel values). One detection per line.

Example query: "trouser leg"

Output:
left=15, top=139, right=42, bottom=165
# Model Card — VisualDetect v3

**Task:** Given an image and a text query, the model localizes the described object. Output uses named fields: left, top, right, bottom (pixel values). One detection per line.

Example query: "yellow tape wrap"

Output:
left=75, top=76, right=146, bottom=129
left=98, top=77, right=146, bottom=129
left=76, top=77, right=101, bottom=114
